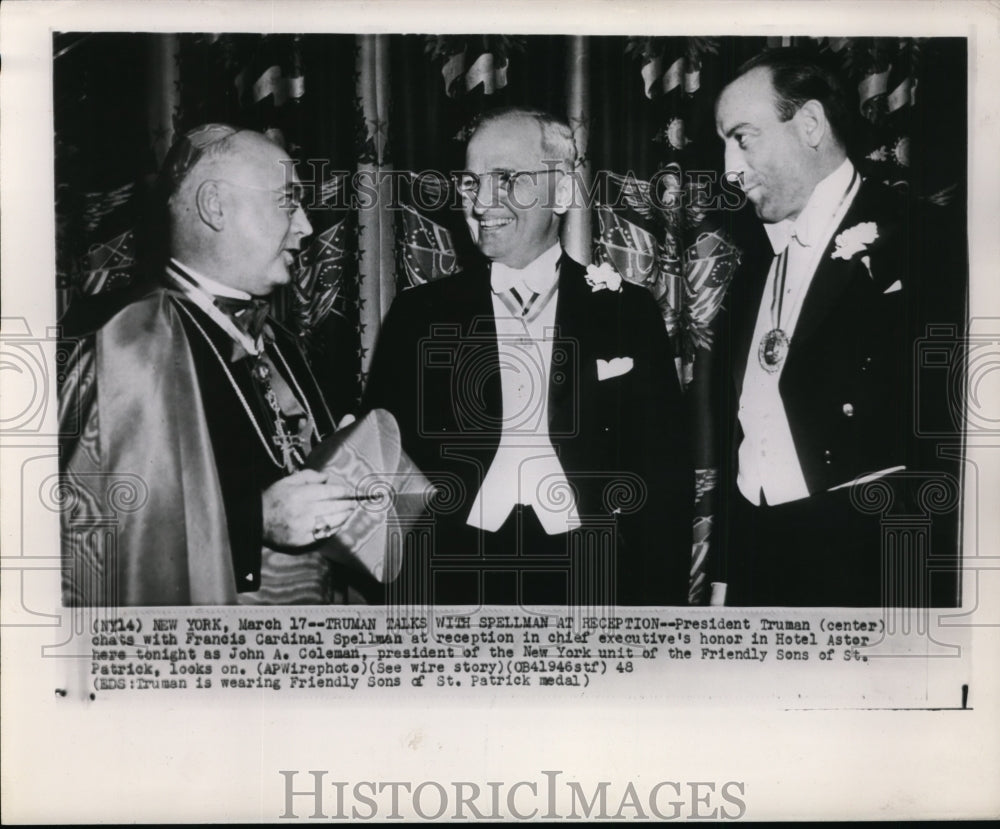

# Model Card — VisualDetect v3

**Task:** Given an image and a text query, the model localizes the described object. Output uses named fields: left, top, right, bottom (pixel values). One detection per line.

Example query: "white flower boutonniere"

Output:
left=585, top=262, right=623, bottom=293
left=831, top=221, right=879, bottom=262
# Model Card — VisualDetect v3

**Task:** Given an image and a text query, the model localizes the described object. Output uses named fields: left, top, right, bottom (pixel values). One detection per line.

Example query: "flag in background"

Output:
left=400, top=204, right=460, bottom=288
left=397, top=171, right=460, bottom=289
left=292, top=211, right=354, bottom=335
left=82, top=229, right=136, bottom=296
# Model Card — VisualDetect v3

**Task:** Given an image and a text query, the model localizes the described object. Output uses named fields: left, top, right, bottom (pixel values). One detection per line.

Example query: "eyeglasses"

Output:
left=216, top=180, right=306, bottom=211
left=451, top=168, right=561, bottom=198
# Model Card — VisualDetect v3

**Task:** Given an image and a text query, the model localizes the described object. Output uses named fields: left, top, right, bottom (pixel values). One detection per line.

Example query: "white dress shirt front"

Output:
left=737, top=159, right=861, bottom=506
left=466, top=243, right=582, bottom=534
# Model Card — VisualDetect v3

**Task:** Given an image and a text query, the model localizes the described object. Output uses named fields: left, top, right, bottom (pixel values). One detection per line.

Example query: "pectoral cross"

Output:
left=264, top=389, right=305, bottom=472
left=260, top=376, right=306, bottom=473
left=251, top=354, right=311, bottom=473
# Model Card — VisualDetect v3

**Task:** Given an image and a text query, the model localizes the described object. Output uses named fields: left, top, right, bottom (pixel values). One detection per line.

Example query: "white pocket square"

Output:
left=596, top=357, right=634, bottom=380
left=883, top=280, right=902, bottom=294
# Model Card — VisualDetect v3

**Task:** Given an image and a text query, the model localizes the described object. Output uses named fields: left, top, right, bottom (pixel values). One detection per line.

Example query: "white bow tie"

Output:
left=490, top=249, right=560, bottom=295
left=490, top=264, right=521, bottom=294
left=764, top=219, right=811, bottom=255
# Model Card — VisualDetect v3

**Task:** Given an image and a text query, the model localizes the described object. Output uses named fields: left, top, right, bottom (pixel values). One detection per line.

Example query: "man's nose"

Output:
left=471, top=175, right=499, bottom=214
left=292, top=204, right=313, bottom=238
left=724, top=144, right=747, bottom=186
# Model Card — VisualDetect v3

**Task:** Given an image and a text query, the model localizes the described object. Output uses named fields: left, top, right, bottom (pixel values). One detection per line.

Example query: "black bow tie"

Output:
left=213, top=295, right=271, bottom=340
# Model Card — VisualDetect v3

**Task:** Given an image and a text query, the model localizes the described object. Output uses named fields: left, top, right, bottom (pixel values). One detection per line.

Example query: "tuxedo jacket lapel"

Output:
left=549, top=254, right=587, bottom=437
left=732, top=180, right=888, bottom=390
left=790, top=181, right=881, bottom=355
left=459, top=263, right=503, bottom=431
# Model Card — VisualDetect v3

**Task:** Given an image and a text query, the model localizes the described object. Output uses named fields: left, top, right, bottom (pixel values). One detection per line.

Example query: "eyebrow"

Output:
left=721, top=122, right=755, bottom=139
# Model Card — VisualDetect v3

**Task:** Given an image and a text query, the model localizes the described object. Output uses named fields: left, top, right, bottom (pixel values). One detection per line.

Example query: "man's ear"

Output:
left=553, top=170, right=574, bottom=215
left=195, top=180, right=226, bottom=231
left=795, top=99, right=828, bottom=150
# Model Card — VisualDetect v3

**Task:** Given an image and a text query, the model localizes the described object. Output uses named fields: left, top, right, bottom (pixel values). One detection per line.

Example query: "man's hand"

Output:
left=262, top=469, right=355, bottom=549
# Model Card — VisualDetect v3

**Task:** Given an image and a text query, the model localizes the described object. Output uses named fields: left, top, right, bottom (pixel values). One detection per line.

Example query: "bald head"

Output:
left=164, top=126, right=312, bottom=296
left=169, top=131, right=274, bottom=209
left=470, top=107, right=577, bottom=170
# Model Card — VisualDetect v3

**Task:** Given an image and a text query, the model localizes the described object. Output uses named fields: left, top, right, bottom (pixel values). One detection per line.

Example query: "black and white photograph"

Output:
left=54, top=30, right=966, bottom=610
left=2, top=0, right=998, bottom=823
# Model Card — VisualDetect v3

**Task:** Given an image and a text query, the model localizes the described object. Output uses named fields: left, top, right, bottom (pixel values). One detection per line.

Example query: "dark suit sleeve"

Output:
left=705, top=298, right=736, bottom=595
left=907, top=198, right=966, bottom=607
left=619, top=287, right=694, bottom=606
left=363, top=288, right=420, bottom=434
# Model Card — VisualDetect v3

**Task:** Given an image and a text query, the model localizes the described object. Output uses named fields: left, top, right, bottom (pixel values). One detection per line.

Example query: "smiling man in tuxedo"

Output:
left=366, top=107, right=692, bottom=606
left=714, top=49, right=961, bottom=607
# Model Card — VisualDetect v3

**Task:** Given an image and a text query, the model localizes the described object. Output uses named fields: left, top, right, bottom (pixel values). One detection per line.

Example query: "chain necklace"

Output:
left=757, top=168, right=860, bottom=374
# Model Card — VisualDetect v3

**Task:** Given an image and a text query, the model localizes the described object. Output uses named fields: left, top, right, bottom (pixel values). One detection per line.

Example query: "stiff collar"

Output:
left=165, top=259, right=265, bottom=358
left=168, top=257, right=253, bottom=300
left=490, top=243, right=562, bottom=295
left=764, top=158, right=857, bottom=254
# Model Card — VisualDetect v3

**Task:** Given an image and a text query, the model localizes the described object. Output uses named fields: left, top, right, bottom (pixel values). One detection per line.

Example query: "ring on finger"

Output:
left=312, top=517, right=335, bottom=541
